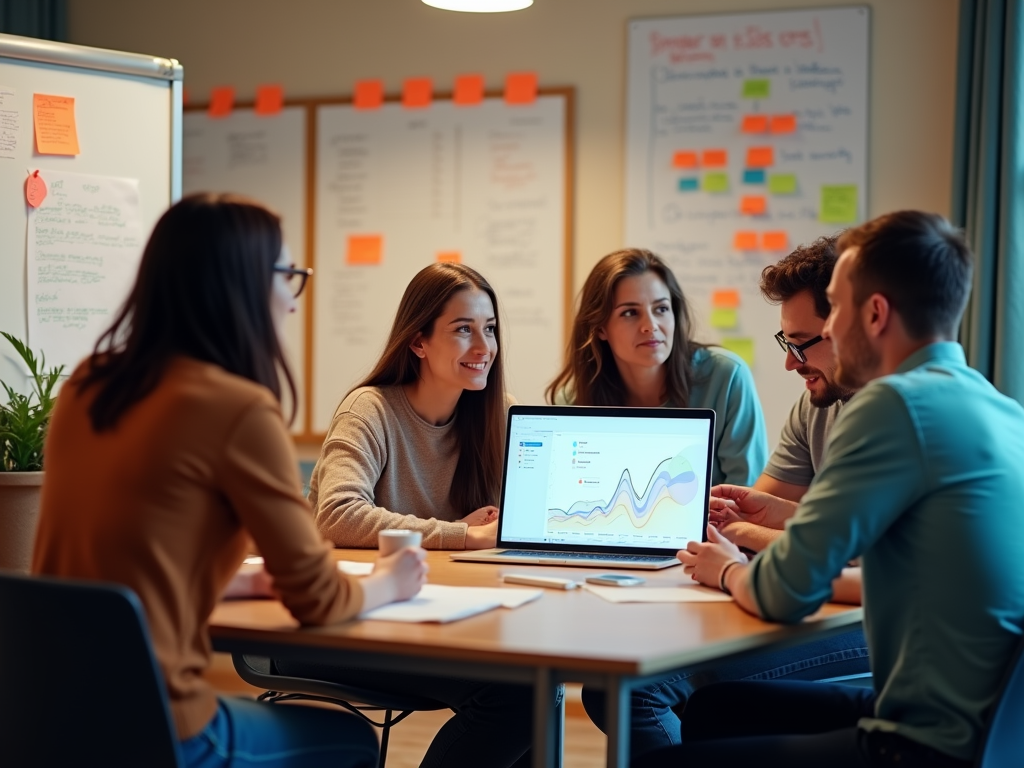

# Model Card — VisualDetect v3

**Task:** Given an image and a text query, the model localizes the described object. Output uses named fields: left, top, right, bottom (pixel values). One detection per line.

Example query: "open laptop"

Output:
left=451, top=404, right=715, bottom=570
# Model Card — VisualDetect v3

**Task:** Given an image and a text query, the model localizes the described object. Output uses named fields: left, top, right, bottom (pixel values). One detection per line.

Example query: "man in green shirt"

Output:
left=646, top=210, right=1024, bottom=768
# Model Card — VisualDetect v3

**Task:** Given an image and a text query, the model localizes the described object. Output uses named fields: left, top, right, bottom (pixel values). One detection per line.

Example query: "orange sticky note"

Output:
left=763, top=231, right=789, bottom=250
left=734, top=231, right=758, bottom=250
left=672, top=151, right=698, bottom=169
left=741, top=115, right=768, bottom=134
left=437, top=251, right=462, bottom=264
left=208, top=86, right=235, bottom=118
left=702, top=149, right=728, bottom=167
left=354, top=80, right=384, bottom=110
left=454, top=74, right=485, bottom=106
left=403, top=78, right=433, bottom=109
left=346, top=235, right=383, bottom=265
left=255, top=84, right=284, bottom=116
left=740, top=196, right=767, bottom=215
left=746, top=146, right=774, bottom=167
left=505, top=72, right=538, bottom=105
left=770, top=114, right=798, bottom=134
left=712, top=289, right=741, bottom=308
left=33, top=94, right=80, bottom=155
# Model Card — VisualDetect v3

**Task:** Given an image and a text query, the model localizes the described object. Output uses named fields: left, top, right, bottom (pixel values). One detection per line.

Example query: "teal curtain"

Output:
left=953, top=0, right=1024, bottom=403
left=0, top=0, right=66, bottom=41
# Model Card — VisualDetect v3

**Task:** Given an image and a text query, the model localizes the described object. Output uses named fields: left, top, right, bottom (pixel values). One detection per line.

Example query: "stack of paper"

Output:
left=360, top=584, right=542, bottom=623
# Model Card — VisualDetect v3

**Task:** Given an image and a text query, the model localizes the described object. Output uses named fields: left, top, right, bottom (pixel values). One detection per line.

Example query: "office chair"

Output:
left=0, top=572, right=183, bottom=768
left=232, top=654, right=448, bottom=768
left=974, top=636, right=1024, bottom=768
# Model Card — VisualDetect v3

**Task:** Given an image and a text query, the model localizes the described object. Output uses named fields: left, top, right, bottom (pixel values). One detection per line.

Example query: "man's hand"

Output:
left=677, top=525, right=748, bottom=590
left=462, top=506, right=499, bottom=526
left=464, top=519, right=498, bottom=549
left=716, top=520, right=783, bottom=553
left=709, top=484, right=798, bottom=531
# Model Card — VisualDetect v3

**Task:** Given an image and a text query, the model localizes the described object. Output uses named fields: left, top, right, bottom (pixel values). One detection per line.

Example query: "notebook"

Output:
left=450, top=404, right=715, bottom=570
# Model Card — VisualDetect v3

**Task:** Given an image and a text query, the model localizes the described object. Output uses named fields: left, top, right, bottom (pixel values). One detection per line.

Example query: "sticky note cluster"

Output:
left=734, top=231, right=789, bottom=251
left=741, top=114, right=797, bottom=134
left=672, top=149, right=728, bottom=169
left=710, top=289, right=740, bottom=329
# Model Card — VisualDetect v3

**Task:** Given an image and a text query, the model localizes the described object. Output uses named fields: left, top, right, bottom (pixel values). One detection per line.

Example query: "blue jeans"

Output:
left=582, top=627, right=870, bottom=759
left=179, top=696, right=378, bottom=768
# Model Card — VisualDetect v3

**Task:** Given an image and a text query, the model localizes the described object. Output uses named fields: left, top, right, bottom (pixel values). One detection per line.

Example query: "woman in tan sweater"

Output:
left=32, top=194, right=426, bottom=768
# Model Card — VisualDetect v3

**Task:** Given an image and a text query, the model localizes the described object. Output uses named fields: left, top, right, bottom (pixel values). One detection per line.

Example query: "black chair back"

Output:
left=0, top=572, right=183, bottom=768
left=975, top=636, right=1024, bottom=768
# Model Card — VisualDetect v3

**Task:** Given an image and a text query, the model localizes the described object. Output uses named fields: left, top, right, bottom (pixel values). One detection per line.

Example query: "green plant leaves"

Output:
left=0, top=333, right=65, bottom=472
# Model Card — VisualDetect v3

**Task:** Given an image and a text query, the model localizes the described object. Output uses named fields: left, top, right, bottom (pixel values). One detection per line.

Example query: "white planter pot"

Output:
left=0, top=472, right=43, bottom=573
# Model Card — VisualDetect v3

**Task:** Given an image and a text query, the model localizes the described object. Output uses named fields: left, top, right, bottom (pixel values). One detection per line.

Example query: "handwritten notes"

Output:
left=346, top=234, right=383, bottom=265
left=33, top=94, right=79, bottom=155
left=26, top=170, right=144, bottom=369
left=1, top=86, right=19, bottom=160
left=820, top=184, right=858, bottom=223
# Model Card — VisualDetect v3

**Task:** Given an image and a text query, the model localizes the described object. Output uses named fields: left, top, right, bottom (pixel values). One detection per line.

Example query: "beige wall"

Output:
left=69, top=0, right=960, bottom=294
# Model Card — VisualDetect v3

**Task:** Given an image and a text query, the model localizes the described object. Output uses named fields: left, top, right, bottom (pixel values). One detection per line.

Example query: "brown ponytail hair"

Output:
left=352, top=263, right=506, bottom=513
left=546, top=248, right=704, bottom=406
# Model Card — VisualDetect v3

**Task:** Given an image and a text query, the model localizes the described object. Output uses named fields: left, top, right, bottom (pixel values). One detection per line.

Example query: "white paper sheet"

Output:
left=583, top=584, right=733, bottom=603
left=26, top=169, right=144, bottom=370
left=360, top=584, right=543, bottom=623
left=0, top=86, right=18, bottom=160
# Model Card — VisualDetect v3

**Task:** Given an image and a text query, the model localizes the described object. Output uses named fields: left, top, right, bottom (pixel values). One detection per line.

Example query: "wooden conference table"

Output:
left=209, top=550, right=862, bottom=768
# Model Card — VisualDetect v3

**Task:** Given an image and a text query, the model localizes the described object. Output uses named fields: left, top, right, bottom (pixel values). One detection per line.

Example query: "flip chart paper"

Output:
left=255, top=84, right=284, bottom=116
left=672, top=150, right=698, bottom=168
left=721, top=337, right=755, bottom=366
left=678, top=177, right=699, bottom=192
left=711, top=307, right=738, bottom=329
left=745, top=146, right=774, bottom=168
left=703, top=172, right=729, bottom=193
left=740, top=195, right=767, bottom=215
left=354, top=80, right=384, bottom=110
left=403, top=78, right=433, bottom=109
left=346, top=234, right=383, bottom=265
left=742, top=169, right=766, bottom=184
left=820, top=185, right=858, bottom=223
left=733, top=231, right=758, bottom=250
left=702, top=149, right=728, bottom=167
left=742, top=79, right=771, bottom=99
left=454, top=74, right=485, bottom=105
left=771, top=114, right=798, bottom=133
left=33, top=94, right=80, bottom=155
left=711, top=289, right=741, bottom=308
left=762, top=231, right=789, bottom=250
left=1, top=85, right=20, bottom=160
left=27, top=169, right=144, bottom=369
left=768, top=173, right=797, bottom=194
left=741, top=114, right=768, bottom=133
left=505, top=72, right=538, bottom=104
left=436, top=251, right=461, bottom=263
left=208, top=87, right=235, bottom=118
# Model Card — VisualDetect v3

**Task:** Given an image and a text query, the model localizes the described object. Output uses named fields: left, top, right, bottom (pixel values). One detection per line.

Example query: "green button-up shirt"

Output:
left=750, top=342, right=1024, bottom=759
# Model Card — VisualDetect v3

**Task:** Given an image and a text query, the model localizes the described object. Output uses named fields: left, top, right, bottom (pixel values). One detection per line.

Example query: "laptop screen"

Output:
left=498, top=405, right=715, bottom=555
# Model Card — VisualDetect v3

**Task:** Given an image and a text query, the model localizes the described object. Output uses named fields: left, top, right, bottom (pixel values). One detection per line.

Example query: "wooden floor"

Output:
left=205, top=653, right=607, bottom=767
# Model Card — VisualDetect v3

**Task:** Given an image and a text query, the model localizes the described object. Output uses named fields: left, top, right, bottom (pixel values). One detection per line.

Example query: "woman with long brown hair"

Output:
left=547, top=247, right=767, bottom=485
left=283, top=262, right=541, bottom=768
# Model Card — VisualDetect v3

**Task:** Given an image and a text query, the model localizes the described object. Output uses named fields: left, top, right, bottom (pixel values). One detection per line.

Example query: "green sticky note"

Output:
left=721, top=337, right=755, bottom=367
left=710, top=308, right=738, bottom=329
left=742, top=79, right=771, bottom=99
left=768, top=174, right=798, bottom=195
left=820, top=185, right=859, bottom=223
left=703, top=172, right=730, bottom=193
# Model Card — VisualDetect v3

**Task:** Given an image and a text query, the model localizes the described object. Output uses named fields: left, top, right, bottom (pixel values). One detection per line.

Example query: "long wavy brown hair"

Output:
left=351, top=263, right=507, bottom=513
left=546, top=248, right=705, bottom=406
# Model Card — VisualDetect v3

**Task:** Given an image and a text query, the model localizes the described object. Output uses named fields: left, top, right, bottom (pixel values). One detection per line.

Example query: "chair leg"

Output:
left=378, top=709, right=393, bottom=768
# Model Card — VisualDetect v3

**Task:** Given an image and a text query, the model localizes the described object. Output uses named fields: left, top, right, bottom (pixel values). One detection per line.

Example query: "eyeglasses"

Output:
left=774, top=330, right=824, bottom=364
left=273, top=264, right=313, bottom=298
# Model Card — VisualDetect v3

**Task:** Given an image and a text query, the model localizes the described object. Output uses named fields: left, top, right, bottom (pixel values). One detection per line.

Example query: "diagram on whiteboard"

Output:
left=544, top=433, right=707, bottom=547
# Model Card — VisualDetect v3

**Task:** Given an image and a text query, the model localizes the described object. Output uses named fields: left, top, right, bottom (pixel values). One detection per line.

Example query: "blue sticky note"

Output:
left=678, top=177, right=699, bottom=192
left=743, top=169, right=766, bottom=184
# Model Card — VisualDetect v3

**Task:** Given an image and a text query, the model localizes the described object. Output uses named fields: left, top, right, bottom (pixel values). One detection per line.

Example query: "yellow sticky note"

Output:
left=346, top=235, right=383, bottom=265
left=711, top=308, right=738, bottom=329
left=820, top=185, right=859, bottom=223
left=742, top=79, right=771, bottom=99
left=33, top=94, right=80, bottom=155
left=768, top=174, right=798, bottom=195
left=703, top=172, right=730, bottom=193
left=721, top=337, right=755, bottom=367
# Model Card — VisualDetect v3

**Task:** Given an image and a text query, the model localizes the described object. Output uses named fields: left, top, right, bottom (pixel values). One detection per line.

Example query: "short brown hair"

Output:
left=759, top=235, right=840, bottom=319
left=837, top=211, right=972, bottom=340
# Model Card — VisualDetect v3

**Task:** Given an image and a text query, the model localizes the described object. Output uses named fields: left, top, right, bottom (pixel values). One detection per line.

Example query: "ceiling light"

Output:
left=422, top=0, right=533, bottom=12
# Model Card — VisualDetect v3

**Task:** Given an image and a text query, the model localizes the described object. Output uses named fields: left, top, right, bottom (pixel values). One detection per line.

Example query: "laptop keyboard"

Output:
left=499, top=550, right=672, bottom=563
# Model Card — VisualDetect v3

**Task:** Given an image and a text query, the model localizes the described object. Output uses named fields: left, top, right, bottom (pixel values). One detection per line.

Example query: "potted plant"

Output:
left=0, top=332, right=63, bottom=572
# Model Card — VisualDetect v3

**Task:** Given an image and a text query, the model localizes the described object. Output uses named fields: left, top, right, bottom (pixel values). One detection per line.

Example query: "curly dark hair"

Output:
left=759, top=235, right=841, bottom=319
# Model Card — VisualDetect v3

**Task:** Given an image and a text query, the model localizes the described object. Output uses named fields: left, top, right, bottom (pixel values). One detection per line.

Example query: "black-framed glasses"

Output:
left=774, top=330, right=824, bottom=364
left=273, top=264, right=313, bottom=298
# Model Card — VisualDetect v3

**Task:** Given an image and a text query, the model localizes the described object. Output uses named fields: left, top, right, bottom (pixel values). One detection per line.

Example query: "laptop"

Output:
left=450, top=404, right=715, bottom=570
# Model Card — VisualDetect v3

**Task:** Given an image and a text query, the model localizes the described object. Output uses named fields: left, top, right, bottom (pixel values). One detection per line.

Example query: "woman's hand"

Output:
left=462, top=506, right=499, bottom=526
left=361, top=546, right=428, bottom=610
left=464, top=519, right=499, bottom=549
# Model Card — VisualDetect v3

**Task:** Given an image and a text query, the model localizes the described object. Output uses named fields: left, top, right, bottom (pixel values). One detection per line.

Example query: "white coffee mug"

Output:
left=378, top=529, right=423, bottom=557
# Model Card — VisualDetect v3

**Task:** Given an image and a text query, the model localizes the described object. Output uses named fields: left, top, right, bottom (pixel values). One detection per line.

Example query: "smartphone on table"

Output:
left=584, top=574, right=646, bottom=587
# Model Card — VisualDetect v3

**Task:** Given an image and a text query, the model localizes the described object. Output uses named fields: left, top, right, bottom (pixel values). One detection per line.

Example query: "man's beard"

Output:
left=798, top=366, right=854, bottom=408
left=835, top=320, right=880, bottom=390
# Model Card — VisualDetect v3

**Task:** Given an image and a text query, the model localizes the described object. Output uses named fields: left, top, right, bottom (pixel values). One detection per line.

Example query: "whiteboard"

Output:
left=312, top=94, right=569, bottom=434
left=182, top=106, right=309, bottom=436
left=625, top=7, right=869, bottom=445
left=0, top=33, right=180, bottom=392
